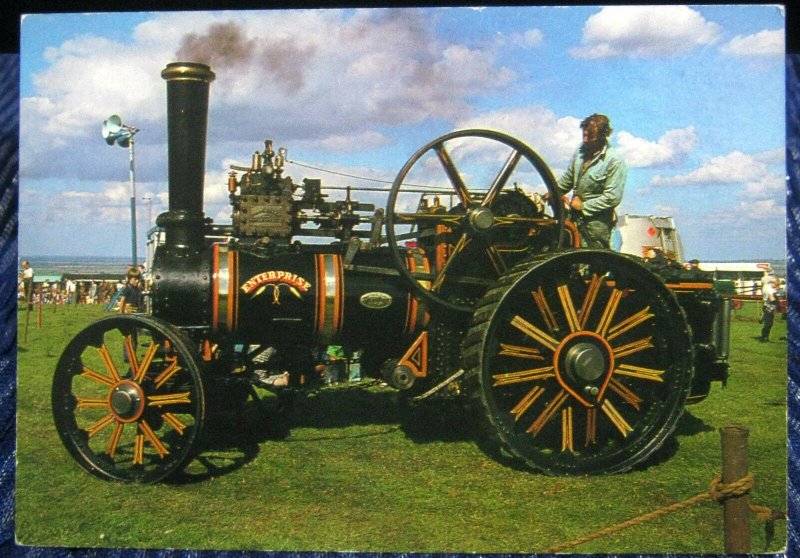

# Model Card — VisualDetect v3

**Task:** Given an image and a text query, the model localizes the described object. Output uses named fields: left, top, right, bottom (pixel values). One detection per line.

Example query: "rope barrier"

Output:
left=543, top=473, right=785, bottom=553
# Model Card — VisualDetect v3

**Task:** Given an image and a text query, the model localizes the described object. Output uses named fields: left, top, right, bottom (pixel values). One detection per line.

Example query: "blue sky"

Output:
left=18, top=6, right=786, bottom=260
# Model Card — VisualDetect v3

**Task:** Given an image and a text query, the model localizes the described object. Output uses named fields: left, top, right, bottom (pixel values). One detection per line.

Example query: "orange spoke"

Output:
left=527, top=389, right=569, bottom=435
left=482, top=149, right=522, bottom=208
left=81, top=366, right=115, bottom=387
left=162, top=412, right=186, bottom=436
left=606, top=306, right=654, bottom=341
left=123, top=335, right=139, bottom=379
left=614, top=363, right=665, bottom=382
left=595, top=289, right=623, bottom=338
left=608, top=377, right=642, bottom=410
left=97, top=344, right=121, bottom=382
left=75, top=396, right=109, bottom=410
left=579, top=274, right=602, bottom=328
left=107, top=421, right=124, bottom=458
left=148, top=392, right=191, bottom=407
left=85, top=414, right=115, bottom=438
left=601, top=399, right=633, bottom=437
left=557, top=284, right=581, bottom=333
left=510, top=385, right=545, bottom=421
left=153, top=360, right=181, bottom=389
left=133, top=434, right=145, bottom=465
left=585, top=407, right=597, bottom=446
left=135, top=342, right=160, bottom=383
left=511, top=315, right=559, bottom=352
left=492, top=365, right=555, bottom=386
left=532, top=287, right=558, bottom=333
left=612, top=337, right=654, bottom=359
left=139, top=420, right=169, bottom=458
left=499, top=343, right=544, bottom=360
left=561, top=406, right=574, bottom=452
left=435, top=144, right=472, bottom=207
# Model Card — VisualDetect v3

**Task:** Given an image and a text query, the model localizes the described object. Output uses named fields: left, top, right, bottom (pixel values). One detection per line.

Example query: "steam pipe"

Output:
left=157, top=62, right=216, bottom=253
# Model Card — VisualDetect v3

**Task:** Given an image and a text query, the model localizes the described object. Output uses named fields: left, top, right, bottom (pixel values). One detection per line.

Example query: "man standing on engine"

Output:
left=556, top=113, right=627, bottom=248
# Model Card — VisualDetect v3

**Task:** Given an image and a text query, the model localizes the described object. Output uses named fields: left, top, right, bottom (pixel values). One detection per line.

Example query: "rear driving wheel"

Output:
left=467, top=250, right=693, bottom=474
left=52, top=315, right=206, bottom=483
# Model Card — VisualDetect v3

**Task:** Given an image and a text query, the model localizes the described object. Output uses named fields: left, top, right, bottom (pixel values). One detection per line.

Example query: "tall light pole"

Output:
left=102, top=115, right=140, bottom=266
left=142, top=195, right=153, bottom=229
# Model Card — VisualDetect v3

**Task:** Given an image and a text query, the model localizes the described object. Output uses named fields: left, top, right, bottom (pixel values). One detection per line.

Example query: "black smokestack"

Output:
left=157, top=62, right=216, bottom=253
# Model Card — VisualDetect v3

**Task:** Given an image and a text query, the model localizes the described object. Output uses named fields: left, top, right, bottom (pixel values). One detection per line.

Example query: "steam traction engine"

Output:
left=53, top=63, right=731, bottom=482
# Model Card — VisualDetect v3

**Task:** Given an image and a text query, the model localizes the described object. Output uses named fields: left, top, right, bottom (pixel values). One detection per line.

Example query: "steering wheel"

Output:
left=385, top=129, right=566, bottom=313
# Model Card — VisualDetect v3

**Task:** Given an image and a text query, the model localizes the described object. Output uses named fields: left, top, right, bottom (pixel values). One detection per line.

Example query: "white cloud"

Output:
left=455, top=106, right=581, bottom=167
left=21, top=8, right=518, bottom=181
left=520, top=28, right=544, bottom=47
left=616, top=127, right=698, bottom=168
left=570, top=6, right=721, bottom=59
left=720, top=29, right=784, bottom=57
left=651, top=151, right=769, bottom=186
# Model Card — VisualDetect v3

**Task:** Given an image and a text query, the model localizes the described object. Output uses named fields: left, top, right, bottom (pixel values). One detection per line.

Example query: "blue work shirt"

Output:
left=557, top=141, right=627, bottom=218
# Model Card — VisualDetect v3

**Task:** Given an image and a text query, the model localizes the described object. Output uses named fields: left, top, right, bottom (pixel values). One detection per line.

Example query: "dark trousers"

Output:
left=761, top=307, right=775, bottom=340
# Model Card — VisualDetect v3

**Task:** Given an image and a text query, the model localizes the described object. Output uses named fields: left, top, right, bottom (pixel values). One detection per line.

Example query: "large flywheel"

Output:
left=465, top=250, right=694, bottom=474
left=52, top=315, right=206, bottom=483
left=386, top=129, right=566, bottom=313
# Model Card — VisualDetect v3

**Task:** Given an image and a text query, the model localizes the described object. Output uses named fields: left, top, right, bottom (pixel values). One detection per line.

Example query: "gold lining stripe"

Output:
left=579, top=274, right=602, bottom=328
left=596, top=289, right=622, bottom=338
left=492, top=366, right=554, bottom=386
left=607, top=306, right=653, bottom=341
left=510, top=385, right=544, bottom=421
left=527, top=390, right=568, bottom=435
left=107, top=421, right=124, bottom=458
left=585, top=407, right=597, bottom=446
left=601, top=399, right=633, bottom=437
left=511, top=315, right=559, bottom=352
left=614, top=363, right=665, bottom=382
left=558, top=284, right=581, bottom=333
left=316, top=254, right=343, bottom=343
left=561, top=406, right=574, bottom=452
left=532, top=287, right=558, bottom=333
left=612, top=337, right=654, bottom=359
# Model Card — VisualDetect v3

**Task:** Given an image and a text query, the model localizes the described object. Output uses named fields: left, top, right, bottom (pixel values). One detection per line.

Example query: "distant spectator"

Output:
left=759, top=277, right=779, bottom=342
left=118, top=268, right=142, bottom=314
left=65, top=279, right=76, bottom=304
left=684, top=258, right=700, bottom=271
left=20, top=260, right=33, bottom=309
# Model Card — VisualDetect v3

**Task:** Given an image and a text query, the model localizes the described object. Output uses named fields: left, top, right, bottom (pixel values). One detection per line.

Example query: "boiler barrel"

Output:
left=211, top=245, right=428, bottom=348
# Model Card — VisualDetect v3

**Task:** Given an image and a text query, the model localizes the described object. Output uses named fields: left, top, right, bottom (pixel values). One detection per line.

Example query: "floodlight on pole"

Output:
left=102, top=115, right=140, bottom=266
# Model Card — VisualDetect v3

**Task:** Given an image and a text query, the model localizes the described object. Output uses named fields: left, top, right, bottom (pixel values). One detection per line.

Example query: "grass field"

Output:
left=15, top=303, right=787, bottom=553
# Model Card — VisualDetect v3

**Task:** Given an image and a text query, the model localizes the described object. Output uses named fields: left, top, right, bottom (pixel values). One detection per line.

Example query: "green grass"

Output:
left=15, top=304, right=787, bottom=553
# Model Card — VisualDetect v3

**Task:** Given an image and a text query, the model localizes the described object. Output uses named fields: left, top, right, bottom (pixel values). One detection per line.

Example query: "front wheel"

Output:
left=465, top=250, right=694, bottom=474
left=52, top=315, right=206, bottom=483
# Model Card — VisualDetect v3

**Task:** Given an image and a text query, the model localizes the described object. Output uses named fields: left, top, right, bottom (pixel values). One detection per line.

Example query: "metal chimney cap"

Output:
left=161, top=62, right=216, bottom=83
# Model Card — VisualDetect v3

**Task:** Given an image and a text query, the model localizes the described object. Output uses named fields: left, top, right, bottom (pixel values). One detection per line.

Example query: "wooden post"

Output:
left=36, top=286, right=43, bottom=328
left=720, top=425, right=751, bottom=553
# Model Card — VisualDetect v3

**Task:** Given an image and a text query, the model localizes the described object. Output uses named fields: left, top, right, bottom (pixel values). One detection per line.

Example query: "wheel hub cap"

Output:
left=565, top=342, right=605, bottom=382
left=553, top=331, right=614, bottom=406
left=109, top=381, right=145, bottom=422
left=467, top=207, right=494, bottom=232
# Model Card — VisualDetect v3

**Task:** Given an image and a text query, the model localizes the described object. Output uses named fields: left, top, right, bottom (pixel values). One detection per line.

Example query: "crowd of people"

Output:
left=17, top=261, right=148, bottom=309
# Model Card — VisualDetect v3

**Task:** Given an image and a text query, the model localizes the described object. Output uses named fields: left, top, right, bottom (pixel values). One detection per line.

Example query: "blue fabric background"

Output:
left=0, top=53, right=797, bottom=558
